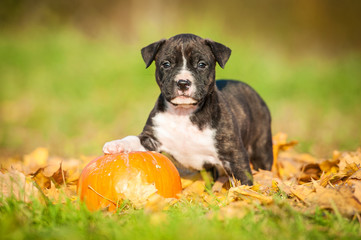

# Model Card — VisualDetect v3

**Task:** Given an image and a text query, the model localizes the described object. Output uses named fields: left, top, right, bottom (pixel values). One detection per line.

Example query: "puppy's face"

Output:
left=141, top=34, right=231, bottom=107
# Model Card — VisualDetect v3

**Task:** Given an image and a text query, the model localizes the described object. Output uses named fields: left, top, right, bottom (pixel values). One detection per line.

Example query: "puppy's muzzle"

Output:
left=177, top=79, right=191, bottom=91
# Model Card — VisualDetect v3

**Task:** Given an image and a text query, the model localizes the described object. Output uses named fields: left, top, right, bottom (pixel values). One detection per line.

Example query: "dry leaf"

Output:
left=32, top=168, right=51, bottom=189
left=44, top=182, right=78, bottom=203
left=0, top=169, right=39, bottom=202
left=181, top=172, right=203, bottom=189
left=51, top=163, right=67, bottom=187
left=349, top=169, right=361, bottom=180
left=23, top=147, right=49, bottom=174
left=351, top=181, right=361, bottom=203
left=3, top=141, right=361, bottom=218
left=182, top=180, right=206, bottom=196
left=278, top=160, right=299, bottom=179
left=289, top=184, right=313, bottom=204
left=298, top=163, right=322, bottom=183
left=319, top=159, right=339, bottom=174
left=228, top=185, right=273, bottom=204
left=272, top=132, right=298, bottom=173
left=305, top=185, right=361, bottom=217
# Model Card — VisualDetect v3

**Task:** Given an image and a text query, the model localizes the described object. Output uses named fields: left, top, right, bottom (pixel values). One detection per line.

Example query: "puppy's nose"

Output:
left=177, top=79, right=191, bottom=91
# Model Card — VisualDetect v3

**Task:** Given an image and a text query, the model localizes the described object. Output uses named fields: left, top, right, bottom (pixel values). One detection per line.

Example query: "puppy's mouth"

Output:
left=170, top=96, right=198, bottom=106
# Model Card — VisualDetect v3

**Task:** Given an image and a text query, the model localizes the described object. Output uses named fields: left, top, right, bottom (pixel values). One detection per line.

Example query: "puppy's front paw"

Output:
left=103, top=140, right=129, bottom=154
left=102, top=136, right=146, bottom=154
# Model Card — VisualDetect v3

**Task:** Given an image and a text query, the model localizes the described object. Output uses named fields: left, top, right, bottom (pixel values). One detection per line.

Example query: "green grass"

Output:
left=1, top=196, right=360, bottom=240
left=1, top=28, right=361, bottom=157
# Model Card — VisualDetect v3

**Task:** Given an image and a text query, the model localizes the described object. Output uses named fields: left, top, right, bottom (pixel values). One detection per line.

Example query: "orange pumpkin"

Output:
left=78, top=151, right=182, bottom=211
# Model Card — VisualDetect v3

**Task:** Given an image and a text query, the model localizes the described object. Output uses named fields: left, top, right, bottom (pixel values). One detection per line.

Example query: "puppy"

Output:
left=103, top=34, right=273, bottom=185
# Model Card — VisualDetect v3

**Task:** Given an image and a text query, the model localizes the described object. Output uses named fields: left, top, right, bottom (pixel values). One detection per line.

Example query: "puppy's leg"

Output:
left=103, top=136, right=146, bottom=154
left=221, top=151, right=253, bottom=186
left=250, top=129, right=273, bottom=171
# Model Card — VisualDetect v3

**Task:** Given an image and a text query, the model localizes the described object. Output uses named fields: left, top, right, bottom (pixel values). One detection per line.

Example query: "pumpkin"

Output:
left=78, top=151, right=182, bottom=211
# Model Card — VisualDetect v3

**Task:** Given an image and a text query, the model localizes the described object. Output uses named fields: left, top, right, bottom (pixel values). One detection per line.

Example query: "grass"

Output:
left=1, top=195, right=360, bottom=240
left=1, top=28, right=361, bottom=157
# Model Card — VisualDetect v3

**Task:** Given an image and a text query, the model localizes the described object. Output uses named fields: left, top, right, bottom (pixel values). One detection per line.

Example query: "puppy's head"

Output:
left=141, top=34, right=231, bottom=107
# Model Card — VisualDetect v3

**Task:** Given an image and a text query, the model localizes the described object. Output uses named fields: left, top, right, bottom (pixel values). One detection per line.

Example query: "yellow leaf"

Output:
left=23, top=147, right=49, bottom=174
left=61, top=158, right=84, bottom=184
left=44, top=182, right=77, bottom=203
left=180, top=172, right=203, bottom=189
left=289, top=184, right=313, bottom=204
left=271, top=179, right=292, bottom=195
left=228, top=185, right=273, bottom=204
left=338, top=150, right=361, bottom=176
left=272, top=180, right=279, bottom=192
left=320, top=159, right=340, bottom=173
left=253, top=169, right=277, bottom=188
left=339, top=162, right=359, bottom=178
left=182, top=180, right=206, bottom=196
left=278, top=160, right=299, bottom=179
left=32, top=168, right=51, bottom=189
left=272, top=132, right=298, bottom=173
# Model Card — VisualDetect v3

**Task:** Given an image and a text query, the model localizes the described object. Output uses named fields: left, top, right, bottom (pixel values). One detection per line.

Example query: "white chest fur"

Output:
left=152, top=106, right=221, bottom=170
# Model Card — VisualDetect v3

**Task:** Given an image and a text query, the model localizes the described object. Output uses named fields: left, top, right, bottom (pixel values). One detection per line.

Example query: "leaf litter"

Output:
left=1, top=133, right=361, bottom=220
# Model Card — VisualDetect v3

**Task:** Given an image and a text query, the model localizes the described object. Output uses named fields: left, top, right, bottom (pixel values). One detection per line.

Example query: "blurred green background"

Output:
left=1, top=0, right=360, bottom=158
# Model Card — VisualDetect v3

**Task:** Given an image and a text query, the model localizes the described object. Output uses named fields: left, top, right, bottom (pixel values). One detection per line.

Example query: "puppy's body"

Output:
left=103, top=34, right=273, bottom=185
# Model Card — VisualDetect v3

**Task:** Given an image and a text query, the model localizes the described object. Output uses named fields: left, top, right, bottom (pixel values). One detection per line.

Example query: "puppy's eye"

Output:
left=162, top=61, right=171, bottom=69
left=198, top=61, right=207, bottom=69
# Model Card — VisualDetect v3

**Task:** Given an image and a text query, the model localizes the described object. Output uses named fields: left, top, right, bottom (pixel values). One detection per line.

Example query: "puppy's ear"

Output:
left=141, top=39, right=166, bottom=68
left=205, top=39, right=231, bottom=69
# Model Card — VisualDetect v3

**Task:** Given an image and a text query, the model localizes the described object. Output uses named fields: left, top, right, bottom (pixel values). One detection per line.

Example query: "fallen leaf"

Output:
left=272, top=132, right=298, bottom=174
left=182, top=180, right=206, bottom=199
left=23, top=147, right=49, bottom=174
left=298, top=163, right=322, bottom=183
left=32, top=168, right=51, bottom=189
left=289, top=184, right=313, bottom=205
left=346, top=180, right=361, bottom=203
left=278, top=159, right=299, bottom=179
left=305, top=184, right=361, bottom=217
left=319, top=159, right=339, bottom=174
left=0, top=169, right=39, bottom=202
left=181, top=172, right=203, bottom=189
left=349, top=169, right=361, bottom=180
left=339, top=150, right=361, bottom=175
left=44, top=182, right=78, bottom=203
left=51, top=163, right=67, bottom=187
left=228, top=185, right=273, bottom=204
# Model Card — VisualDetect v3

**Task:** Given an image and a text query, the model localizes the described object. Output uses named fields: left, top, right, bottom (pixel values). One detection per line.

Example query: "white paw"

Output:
left=102, top=136, right=146, bottom=154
